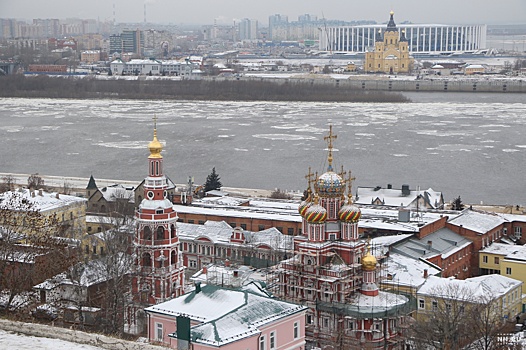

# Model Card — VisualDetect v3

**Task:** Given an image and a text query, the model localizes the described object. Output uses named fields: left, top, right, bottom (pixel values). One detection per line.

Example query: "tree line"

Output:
left=0, top=75, right=410, bottom=103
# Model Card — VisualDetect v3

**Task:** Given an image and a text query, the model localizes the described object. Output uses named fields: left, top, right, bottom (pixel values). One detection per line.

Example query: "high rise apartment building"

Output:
left=238, top=18, right=258, bottom=41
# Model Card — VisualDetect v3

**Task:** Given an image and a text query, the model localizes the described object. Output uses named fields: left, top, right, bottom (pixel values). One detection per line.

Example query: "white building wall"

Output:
left=319, top=24, right=487, bottom=54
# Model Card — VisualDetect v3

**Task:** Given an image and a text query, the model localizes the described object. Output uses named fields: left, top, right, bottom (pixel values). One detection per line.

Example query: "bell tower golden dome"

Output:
left=148, top=115, right=163, bottom=159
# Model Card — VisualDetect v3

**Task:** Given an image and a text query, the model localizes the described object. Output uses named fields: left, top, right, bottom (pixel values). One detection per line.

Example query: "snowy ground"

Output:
left=0, top=329, right=103, bottom=350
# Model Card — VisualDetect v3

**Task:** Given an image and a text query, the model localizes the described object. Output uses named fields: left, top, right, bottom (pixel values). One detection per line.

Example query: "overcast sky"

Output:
left=3, top=0, right=526, bottom=25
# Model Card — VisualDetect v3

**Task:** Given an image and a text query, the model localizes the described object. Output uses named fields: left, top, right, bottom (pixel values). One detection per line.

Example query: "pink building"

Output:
left=145, top=282, right=307, bottom=349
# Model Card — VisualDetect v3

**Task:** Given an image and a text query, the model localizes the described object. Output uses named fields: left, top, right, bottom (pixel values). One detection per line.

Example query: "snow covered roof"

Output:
left=191, top=265, right=267, bottom=287
left=0, top=189, right=86, bottom=212
left=448, top=209, right=506, bottom=233
left=97, top=184, right=134, bottom=203
left=371, top=234, right=413, bottom=255
left=173, top=204, right=302, bottom=223
left=346, top=291, right=409, bottom=315
left=200, top=196, right=249, bottom=206
left=34, top=257, right=130, bottom=290
left=418, top=274, right=522, bottom=300
left=146, top=283, right=307, bottom=346
left=392, top=227, right=472, bottom=260
left=382, top=252, right=442, bottom=289
left=177, top=221, right=293, bottom=251
left=481, top=243, right=526, bottom=262
left=356, top=186, right=443, bottom=209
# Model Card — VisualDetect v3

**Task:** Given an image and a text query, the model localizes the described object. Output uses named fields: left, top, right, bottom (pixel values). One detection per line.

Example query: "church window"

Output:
left=402, top=64, right=405, bottom=68
left=142, top=253, right=152, bottom=267
left=390, top=39, right=393, bottom=44
left=157, top=226, right=165, bottom=240
left=144, top=226, right=152, bottom=240
left=378, top=64, right=381, bottom=68
left=171, top=224, right=176, bottom=238
left=329, top=201, right=335, bottom=218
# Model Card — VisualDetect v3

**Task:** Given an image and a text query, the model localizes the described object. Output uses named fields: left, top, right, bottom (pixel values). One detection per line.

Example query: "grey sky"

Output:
left=3, top=0, right=526, bottom=25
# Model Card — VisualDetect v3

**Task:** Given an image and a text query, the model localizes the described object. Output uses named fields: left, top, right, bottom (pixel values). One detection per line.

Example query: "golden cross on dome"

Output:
left=324, top=124, right=337, bottom=171
left=338, top=165, right=347, bottom=180
left=153, top=115, right=158, bottom=130
left=305, top=166, right=315, bottom=189
left=347, top=171, right=356, bottom=202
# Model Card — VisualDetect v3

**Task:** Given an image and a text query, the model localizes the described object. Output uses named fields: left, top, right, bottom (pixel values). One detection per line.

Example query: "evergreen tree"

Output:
left=204, top=167, right=222, bottom=192
left=451, top=196, right=465, bottom=211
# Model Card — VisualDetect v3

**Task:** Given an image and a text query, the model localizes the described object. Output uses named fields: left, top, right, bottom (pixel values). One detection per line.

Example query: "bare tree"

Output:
left=27, top=173, right=45, bottom=190
left=269, top=188, right=293, bottom=200
left=0, top=175, right=16, bottom=193
left=467, top=293, right=515, bottom=350
left=0, top=192, right=76, bottom=311
left=411, top=283, right=511, bottom=350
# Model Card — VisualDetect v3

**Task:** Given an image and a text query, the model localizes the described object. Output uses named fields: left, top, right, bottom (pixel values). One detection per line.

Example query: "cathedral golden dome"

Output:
left=148, top=128, right=163, bottom=158
left=362, top=246, right=377, bottom=271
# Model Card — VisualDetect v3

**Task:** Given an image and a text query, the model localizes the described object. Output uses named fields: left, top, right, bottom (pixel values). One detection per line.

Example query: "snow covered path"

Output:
left=0, top=329, right=103, bottom=350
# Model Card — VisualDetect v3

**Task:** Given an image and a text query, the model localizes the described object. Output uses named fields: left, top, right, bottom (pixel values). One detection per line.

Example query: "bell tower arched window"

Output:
left=143, top=226, right=152, bottom=240
left=171, top=250, right=176, bottom=265
left=142, top=253, right=152, bottom=267
left=157, top=226, right=165, bottom=240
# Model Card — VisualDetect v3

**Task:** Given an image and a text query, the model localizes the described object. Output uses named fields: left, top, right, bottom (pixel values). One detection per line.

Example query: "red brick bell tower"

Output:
left=127, top=117, right=185, bottom=334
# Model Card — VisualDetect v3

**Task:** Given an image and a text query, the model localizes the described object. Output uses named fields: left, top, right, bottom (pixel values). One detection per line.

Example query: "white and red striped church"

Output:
left=271, top=126, right=411, bottom=349
left=126, top=118, right=185, bottom=334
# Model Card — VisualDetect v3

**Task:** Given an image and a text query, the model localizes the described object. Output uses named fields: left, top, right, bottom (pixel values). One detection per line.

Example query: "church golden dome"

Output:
left=148, top=127, right=163, bottom=159
left=362, top=245, right=377, bottom=271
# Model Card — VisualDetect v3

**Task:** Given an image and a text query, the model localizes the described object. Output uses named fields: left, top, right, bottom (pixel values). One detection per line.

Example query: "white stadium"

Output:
left=319, top=23, right=487, bottom=55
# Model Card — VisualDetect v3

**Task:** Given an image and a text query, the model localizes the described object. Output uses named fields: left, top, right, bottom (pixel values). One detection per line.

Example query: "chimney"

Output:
left=424, top=269, right=428, bottom=278
left=195, top=282, right=201, bottom=294
left=427, top=240, right=432, bottom=248
left=233, top=270, right=239, bottom=278
left=55, top=193, right=60, bottom=199
left=38, top=189, right=43, bottom=196
left=31, top=191, right=35, bottom=197
left=402, top=184, right=410, bottom=196
left=387, top=184, right=392, bottom=189
left=202, top=266, right=207, bottom=274
left=225, top=259, right=230, bottom=267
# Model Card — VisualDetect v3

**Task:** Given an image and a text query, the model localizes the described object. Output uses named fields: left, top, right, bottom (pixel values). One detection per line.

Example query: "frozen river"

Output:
left=0, top=93, right=525, bottom=206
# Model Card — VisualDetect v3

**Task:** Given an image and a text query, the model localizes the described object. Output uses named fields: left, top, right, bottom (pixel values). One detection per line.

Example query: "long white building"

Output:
left=319, top=23, right=487, bottom=54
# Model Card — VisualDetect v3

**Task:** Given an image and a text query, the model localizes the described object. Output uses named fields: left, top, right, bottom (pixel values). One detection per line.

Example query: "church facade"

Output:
left=269, top=126, right=413, bottom=349
left=365, top=12, right=413, bottom=74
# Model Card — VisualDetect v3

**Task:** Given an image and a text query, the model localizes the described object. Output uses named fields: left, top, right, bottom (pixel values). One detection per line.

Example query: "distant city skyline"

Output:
left=3, top=0, right=526, bottom=26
